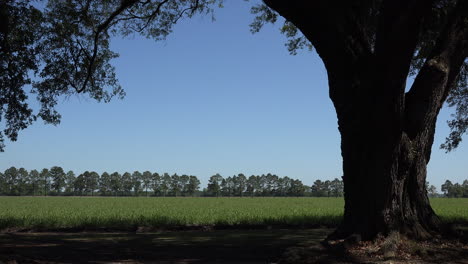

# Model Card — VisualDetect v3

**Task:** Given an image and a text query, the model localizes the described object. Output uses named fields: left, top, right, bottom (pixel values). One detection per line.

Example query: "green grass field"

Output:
left=0, top=197, right=466, bottom=230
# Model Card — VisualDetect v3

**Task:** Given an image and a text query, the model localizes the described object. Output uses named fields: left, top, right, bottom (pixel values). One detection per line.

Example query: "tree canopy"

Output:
left=0, top=0, right=466, bottom=152
left=0, top=0, right=217, bottom=150
left=251, top=0, right=467, bottom=151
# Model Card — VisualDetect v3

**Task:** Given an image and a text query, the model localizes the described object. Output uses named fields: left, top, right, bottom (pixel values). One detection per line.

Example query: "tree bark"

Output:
left=332, top=101, right=440, bottom=240
left=264, top=0, right=468, bottom=240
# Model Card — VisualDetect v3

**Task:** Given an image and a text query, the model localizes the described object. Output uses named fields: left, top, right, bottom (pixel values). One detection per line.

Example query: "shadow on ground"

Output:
left=0, top=229, right=330, bottom=264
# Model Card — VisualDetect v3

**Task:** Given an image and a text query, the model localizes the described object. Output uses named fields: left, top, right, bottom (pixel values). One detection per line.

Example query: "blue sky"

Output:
left=1, top=1, right=466, bottom=189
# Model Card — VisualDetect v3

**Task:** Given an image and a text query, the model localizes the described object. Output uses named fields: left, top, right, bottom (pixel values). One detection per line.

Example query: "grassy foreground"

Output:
left=0, top=197, right=466, bottom=230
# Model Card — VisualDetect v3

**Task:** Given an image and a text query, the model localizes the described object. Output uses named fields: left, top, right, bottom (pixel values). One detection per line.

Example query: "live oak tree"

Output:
left=1, top=0, right=467, bottom=240
left=253, top=0, right=468, bottom=239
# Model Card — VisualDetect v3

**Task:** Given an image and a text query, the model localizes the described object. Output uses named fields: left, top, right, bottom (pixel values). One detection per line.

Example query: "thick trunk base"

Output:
left=330, top=126, right=440, bottom=241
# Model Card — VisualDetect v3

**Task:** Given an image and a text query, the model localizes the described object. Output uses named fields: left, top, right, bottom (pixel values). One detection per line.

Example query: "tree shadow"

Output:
left=0, top=228, right=331, bottom=263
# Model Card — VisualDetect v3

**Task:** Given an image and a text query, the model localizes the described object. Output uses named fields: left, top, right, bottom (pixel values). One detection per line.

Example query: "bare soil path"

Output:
left=0, top=229, right=330, bottom=264
left=1, top=228, right=467, bottom=264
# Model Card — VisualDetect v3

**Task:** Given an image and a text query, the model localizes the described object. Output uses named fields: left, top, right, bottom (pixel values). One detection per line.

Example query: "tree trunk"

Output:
left=263, top=0, right=467, bottom=241
left=331, top=102, right=440, bottom=240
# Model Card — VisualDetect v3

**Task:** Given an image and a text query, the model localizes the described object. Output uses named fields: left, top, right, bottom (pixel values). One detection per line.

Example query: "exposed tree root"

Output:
left=279, top=227, right=468, bottom=264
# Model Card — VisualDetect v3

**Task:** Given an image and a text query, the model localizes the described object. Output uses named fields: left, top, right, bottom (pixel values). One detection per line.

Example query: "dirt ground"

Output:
left=1, top=228, right=467, bottom=264
left=0, top=229, right=330, bottom=264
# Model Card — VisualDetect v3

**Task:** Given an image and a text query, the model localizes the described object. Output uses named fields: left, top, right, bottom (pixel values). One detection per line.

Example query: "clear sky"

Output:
left=0, top=1, right=466, bottom=189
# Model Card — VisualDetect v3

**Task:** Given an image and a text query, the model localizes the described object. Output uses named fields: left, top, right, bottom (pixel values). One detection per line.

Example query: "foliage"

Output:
left=250, top=4, right=312, bottom=55
left=0, top=0, right=221, bottom=151
left=442, top=62, right=468, bottom=151
left=0, top=0, right=42, bottom=151
left=2, top=1, right=463, bottom=153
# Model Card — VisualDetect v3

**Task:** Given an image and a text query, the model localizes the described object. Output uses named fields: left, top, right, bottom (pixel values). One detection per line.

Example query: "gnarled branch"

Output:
left=404, top=0, right=468, bottom=139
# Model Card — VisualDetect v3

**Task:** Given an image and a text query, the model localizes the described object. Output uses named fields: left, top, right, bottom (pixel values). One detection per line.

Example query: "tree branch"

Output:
left=119, top=0, right=170, bottom=33
left=372, top=0, right=433, bottom=101
left=404, top=0, right=468, bottom=139
left=263, top=0, right=375, bottom=115
left=78, top=0, right=140, bottom=93
left=262, top=0, right=372, bottom=70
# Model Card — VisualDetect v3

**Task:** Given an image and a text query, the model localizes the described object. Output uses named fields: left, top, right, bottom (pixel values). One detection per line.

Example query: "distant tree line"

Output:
left=0, top=166, right=342, bottom=197
left=440, top=180, right=468, bottom=198
left=0, top=167, right=201, bottom=197
left=1, top=166, right=462, bottom=198
left=205, top=173, right=345, bottom=197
